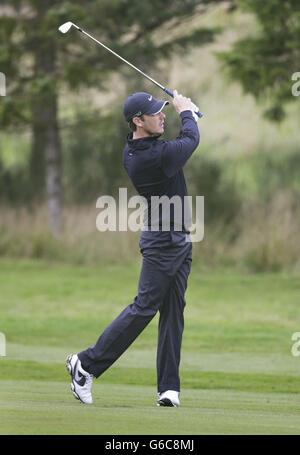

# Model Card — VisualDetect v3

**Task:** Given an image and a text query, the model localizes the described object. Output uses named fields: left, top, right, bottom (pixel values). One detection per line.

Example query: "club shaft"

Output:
left=79, top=28, right=165, bottom=91
left=74, top=25, right=203, bottom=117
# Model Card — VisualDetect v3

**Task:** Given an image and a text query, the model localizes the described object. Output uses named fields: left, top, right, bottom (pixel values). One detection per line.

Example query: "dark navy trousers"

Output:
left=78, top=239, right=192, bottom=393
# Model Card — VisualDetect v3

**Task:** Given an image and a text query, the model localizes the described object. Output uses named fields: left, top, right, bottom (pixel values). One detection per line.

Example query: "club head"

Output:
left=58, top=22, right=74, bottom=34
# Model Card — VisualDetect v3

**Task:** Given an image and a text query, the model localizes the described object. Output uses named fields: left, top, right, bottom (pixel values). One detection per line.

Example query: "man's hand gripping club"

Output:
left=172, top=90, right=200, bottom=123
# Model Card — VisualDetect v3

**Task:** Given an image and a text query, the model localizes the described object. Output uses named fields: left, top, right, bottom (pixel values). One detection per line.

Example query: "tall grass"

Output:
left=231, top=191, right=300, bottom=272
left=0, top=204, right=140, bottom=266
left=1, top=193, right=299, bottom=272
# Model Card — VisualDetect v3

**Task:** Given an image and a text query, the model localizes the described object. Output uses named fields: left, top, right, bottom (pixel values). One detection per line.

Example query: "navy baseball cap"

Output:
left=123, top=92, right=169, bottom=122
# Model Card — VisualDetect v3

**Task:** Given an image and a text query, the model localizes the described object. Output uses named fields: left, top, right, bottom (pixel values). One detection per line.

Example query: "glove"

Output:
left=190, top=101, right=200, bottom=123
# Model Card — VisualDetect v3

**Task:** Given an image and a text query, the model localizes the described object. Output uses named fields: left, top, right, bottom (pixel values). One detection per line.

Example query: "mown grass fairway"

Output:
left=1, top=258, right=300, bottom=435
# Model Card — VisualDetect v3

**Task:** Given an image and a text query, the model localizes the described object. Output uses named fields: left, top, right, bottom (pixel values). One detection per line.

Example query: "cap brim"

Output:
left=145, top=100, right=169, bottom=116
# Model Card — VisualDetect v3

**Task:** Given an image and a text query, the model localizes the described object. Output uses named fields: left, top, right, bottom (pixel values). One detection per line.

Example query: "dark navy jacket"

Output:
left=123, top=110, right=200, bottom=248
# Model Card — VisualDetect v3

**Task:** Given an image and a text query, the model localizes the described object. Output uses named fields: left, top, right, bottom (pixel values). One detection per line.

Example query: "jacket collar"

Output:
left=126, top=132, right=159, bottom=150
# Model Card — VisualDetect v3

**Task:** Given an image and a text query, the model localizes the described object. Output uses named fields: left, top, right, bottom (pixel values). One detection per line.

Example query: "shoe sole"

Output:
left=66, top=354, right=77, bottom=381
left=157, top=398, right=178, bottom=407
left=70, top=381, right=84, bottom=403
left=66, top=354, right=85, bottom=404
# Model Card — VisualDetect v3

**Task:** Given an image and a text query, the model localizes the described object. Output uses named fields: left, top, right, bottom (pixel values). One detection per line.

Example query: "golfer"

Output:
left=66, top=90, right=200, bottom=406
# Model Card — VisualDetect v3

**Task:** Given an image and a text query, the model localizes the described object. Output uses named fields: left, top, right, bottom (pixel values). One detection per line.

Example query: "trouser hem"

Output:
left=77, top=352, right=95, bottom=377
left=158, top=384, right=180, bottom=394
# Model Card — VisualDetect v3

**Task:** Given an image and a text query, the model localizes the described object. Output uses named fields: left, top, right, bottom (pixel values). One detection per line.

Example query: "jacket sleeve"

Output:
left=160, top=110, right=200, bottom=178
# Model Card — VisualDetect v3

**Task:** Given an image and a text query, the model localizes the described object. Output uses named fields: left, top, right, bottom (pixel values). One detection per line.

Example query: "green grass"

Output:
left=1, top=381, right=300, bottom=435
left=1, top=359, right=300, bottom=394
left=0, top=258, right=300, bottom=435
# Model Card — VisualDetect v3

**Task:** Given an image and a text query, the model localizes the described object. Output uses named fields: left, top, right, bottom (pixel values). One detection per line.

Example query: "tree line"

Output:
left=0, top=0, right=299, bottom=235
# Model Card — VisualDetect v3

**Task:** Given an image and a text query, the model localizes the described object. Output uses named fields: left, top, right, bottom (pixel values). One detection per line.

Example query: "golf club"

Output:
left=58, top=21, right=203, bottom=118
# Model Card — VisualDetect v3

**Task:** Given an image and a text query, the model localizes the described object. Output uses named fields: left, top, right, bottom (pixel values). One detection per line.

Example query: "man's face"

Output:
left=134, top=111, right=166, bottom=137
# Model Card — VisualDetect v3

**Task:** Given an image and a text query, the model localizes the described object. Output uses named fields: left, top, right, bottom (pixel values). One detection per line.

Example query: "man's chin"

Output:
left=145, top=128, right=163, bottom=138
left=155, top=127, right=164, bottom=137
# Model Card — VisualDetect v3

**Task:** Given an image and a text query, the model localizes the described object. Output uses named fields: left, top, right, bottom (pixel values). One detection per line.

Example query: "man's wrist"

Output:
left=179, top=109, right=193, bottom=117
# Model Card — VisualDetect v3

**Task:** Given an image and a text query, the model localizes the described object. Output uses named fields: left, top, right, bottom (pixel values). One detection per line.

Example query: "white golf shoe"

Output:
left=157, top=390, right=180, bottom=407
left=66, top=354, right=94, bottom=404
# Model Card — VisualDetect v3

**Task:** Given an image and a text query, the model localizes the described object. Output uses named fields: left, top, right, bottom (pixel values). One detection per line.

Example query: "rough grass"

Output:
left=1, top=197, right=300, bottom=272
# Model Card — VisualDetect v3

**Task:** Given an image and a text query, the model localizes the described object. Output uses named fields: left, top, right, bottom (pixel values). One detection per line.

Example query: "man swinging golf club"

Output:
left=66, top=89, right=200, bottom=407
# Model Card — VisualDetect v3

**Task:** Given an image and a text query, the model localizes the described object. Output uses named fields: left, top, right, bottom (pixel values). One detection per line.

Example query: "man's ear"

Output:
left=133, top=116, right=143, bottom=128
